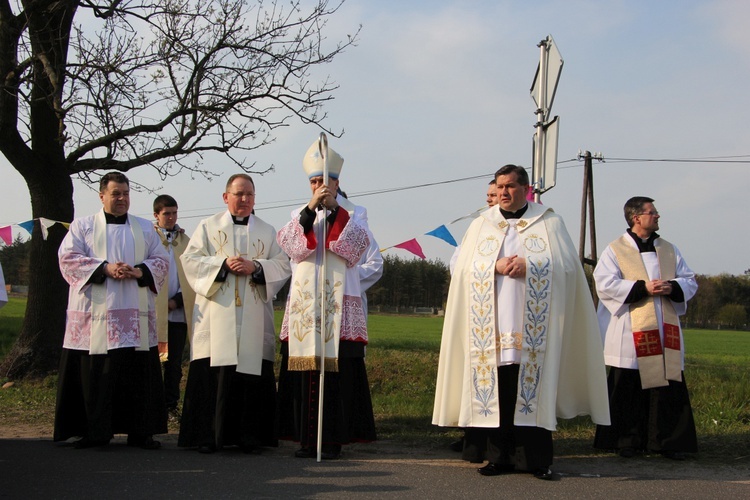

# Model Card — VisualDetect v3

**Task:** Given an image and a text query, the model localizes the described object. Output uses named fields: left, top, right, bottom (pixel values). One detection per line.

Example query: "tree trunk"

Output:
left=0, top=169, right=73, bottom=379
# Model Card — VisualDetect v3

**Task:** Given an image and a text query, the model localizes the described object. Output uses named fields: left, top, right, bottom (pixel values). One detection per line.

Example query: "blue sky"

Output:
left=2, top=0, right=749, bottom=275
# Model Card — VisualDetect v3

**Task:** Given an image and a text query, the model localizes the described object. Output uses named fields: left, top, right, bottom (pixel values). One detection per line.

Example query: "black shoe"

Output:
left=661, top=450, right=686, bottom=461
left=449, top=439, right=464, bottom=452
left=619, top=447, right=636, bottom=458
left=294, top=447, right=315, bottom=458
left=127, top=435, right=161, bottom=450
left=74, top=437, right=110, bottom=449
left=242, top=444, right=262, bottom=455
left=321, top=444, right=341, bottom=460
left=478, top=463, right=514, bottom=476
left=532, top=467, right=559, bottom=481
left=197, top=443, right=216, bottom=454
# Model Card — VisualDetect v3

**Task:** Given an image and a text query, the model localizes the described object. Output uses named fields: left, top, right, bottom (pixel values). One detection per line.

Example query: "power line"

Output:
left=174, top=154, right=750, bottom=221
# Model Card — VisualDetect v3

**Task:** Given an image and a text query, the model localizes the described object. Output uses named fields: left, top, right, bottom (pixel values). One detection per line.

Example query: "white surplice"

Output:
left=594, top=233, right=698, bottom=369
left=58, top=212, right=169, bottom=351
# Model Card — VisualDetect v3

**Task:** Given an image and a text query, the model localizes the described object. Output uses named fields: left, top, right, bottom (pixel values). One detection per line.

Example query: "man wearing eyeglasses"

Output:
left=593, top=196, right=698, bottom=460
left=178, top=174, right=291, bottom=454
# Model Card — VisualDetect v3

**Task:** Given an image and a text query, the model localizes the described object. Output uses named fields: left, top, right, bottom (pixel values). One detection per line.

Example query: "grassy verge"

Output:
left=2, top=300, right=750, bottom=461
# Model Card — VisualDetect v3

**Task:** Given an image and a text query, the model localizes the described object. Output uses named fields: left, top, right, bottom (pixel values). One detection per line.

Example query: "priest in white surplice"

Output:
left=178, top=174, right=291, bottom=454
left=433, top=164, right=610, bottom=479
left=54, top=172, right=169, bottom=450
left=276, top=138, right=377, bottom=460
left=593, top=196, right=698, bottom=460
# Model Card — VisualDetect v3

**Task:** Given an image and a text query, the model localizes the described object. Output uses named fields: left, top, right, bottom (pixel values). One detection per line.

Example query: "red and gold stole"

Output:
left=610, top=236, right=682, bottom=389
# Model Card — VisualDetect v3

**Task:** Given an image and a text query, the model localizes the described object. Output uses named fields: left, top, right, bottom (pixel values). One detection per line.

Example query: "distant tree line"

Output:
left=2, top=237, right=748, bottom=327
left=367, top=255, right=450, bottom=311
left=274, top=254, right=450, bottom=312
left=683, top=273, right=750, bottom=330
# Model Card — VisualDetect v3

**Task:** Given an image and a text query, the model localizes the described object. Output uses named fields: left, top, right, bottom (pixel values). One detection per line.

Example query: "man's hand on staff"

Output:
left=225, top=256, right=257, bottom=276
left=307, top=185, right=339, bottom=212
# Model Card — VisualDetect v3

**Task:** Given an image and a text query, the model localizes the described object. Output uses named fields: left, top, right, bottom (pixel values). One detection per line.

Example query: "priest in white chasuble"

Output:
left=433, top=164, right=610, bottom=480
left=54, top=172, right=169, bottom=450
left=178, top=174, right=291, bottom=454
left=593, top=196, right=698, bottom=460
left=276, top=138, right=377, bottom=460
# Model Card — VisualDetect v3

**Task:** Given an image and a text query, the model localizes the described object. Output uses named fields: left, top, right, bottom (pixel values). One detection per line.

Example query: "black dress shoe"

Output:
left=294, top=447, right=315, bottom=458
left=321, top=444, right=341, bottom=460
left=478, top=463, right=514, bottom=476
left=242, top=444, right=262, bottom=455
left=532, top=467, right=559, bottom=481
left=661, top=450, right=686, bottom=461
left=127, top=435, right=161, bottom=450
left=198, top=444, right=216, bottom=454
left=74, top=437, right=110, bottom=449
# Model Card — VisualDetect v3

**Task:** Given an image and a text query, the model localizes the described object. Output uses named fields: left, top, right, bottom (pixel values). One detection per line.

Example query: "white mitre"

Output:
left=303, top=138, right=344, bottom=179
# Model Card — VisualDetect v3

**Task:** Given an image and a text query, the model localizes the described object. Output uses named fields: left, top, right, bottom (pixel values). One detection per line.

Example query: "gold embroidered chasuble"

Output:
left=610, top=236, right=681, bottom=388
left=181, top=212, right=290, bottom=376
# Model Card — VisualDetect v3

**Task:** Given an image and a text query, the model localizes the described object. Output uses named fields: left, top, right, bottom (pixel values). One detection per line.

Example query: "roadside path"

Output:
left=1, top=434, right=748, bottom=499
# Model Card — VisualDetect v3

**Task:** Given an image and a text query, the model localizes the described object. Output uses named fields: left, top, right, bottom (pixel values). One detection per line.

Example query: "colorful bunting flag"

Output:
left=394, top=239, right=426, bottom=259
left=17, top=220, right=34, bottom=236
left=0, top=218, right=71, bottom=245
left=425, top=225, right=457, bottom=247
left=0, top=226, right=11, bottom=246
left=39, top=218, right=56, bottom=240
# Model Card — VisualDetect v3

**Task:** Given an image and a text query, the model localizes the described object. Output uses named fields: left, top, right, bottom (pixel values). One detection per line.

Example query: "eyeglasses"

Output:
left=637, top=211, right=659, bottom=216
left=227, top=192, right=255, bottom=199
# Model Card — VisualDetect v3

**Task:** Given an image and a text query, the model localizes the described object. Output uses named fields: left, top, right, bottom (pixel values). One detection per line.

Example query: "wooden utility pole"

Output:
left=578, top=150, right=599, bottom=268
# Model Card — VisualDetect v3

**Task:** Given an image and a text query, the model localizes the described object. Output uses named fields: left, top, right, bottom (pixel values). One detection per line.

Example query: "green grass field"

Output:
left=2, top=297, right=750, bottom=460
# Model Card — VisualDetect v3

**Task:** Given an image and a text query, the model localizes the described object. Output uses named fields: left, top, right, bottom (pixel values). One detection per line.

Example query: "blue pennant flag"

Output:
left=425, top=225, right=457, bottom=247
left=17, top=219, right=35, bottom=236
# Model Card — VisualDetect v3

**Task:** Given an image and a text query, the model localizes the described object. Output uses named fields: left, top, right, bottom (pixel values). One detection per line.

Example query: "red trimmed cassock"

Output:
left=276, top=195, right=376, bottom=458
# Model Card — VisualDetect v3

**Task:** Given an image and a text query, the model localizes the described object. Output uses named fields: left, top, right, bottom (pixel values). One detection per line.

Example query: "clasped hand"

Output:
left=646, top=279, right=672, bottom=296
left=106, top=262, right=143, bottom=280
left=495, top=255, right=526, bottom=279
left=225, top=256, right=256, bottom=276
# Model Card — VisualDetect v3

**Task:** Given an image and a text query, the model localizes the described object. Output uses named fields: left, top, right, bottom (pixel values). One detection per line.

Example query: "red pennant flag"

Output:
left=394, top=238, right=426, bottom=259
left=0, top=225, right=12, bottom=246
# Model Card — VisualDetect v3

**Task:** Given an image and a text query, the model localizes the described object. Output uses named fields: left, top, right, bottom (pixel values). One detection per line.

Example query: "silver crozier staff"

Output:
left=316, top=132, right=329, bottom=463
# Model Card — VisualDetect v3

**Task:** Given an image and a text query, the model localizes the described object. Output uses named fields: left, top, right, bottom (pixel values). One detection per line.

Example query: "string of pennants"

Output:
left=3, top=190, right=535, bottom=258
left=380, top=187, right=537, bottom=259
left=379, top=207, right=485, bottom=259
left=0, top=218, right=70, bottom=246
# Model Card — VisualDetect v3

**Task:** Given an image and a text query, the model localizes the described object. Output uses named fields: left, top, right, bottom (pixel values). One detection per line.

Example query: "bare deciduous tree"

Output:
left=0, top=0, right=359, bottom=378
